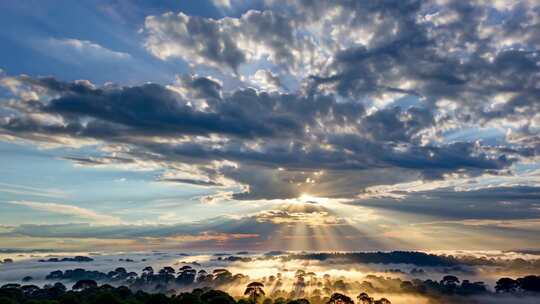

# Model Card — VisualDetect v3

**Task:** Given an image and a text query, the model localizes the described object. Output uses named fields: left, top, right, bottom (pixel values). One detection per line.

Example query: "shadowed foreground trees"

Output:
left=1, top=277, right=540, bottom=304
left=496, top=276, right=540, bottom=293
left=327, top=293, right=354, bottom=304
left=0, top=282, right=390, bottom=304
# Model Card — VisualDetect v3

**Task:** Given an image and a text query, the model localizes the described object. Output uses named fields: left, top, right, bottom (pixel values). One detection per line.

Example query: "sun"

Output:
left=297, top=193, right=320, bottom=203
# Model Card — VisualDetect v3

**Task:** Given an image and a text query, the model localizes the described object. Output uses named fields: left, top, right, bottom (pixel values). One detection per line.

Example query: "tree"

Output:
left=287, top=299, right=309, bottom=304
left=244, top=282, right=265, bottom=304
left=201, top=290, right=236, bottom=304
left=46, top=270, right=63, bottom=280
left=357, top=292, right=373, bottom=304
left=177, top=266, right=197, bottom=285
left=142, top=266, right=154, bottom=276
left=174, top=292, right=203, bottom=304
left=374, top=298, right=391, bottom=304
left=159, top=266, right=175, bottom=276
left=495, top=278, right=519, bottom=293
left=72, top=279, right=98, bottom=291
left=213, top=269, right=233, bottom=283
left=0, top=297, right=16, bottom=304
left=440, top=275, right=460, bottom=294
left=517, top=275, right=540, bottom=292
left=20, top=285, right=39, bottom=296
left=458, top=280, right=487, bottom=295
left=293, top=275, right=307, bottom=298
left=327, top=293, right=354, bottom=304
left=92, top=291, right=123, bottom=304
left=441, top=275, right=459, bottom=287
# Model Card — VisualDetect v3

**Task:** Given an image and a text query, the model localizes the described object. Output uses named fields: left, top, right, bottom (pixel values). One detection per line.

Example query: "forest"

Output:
left=1, top=262, right=539, bottom=304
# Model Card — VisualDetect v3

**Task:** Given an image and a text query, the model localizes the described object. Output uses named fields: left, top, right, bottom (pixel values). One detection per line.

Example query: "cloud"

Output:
left=158, top=178, right=223, bottom=187
left=62, top=156, right=135, bottom=167
left=0, top=73, right=522, bottom=200
left=50, top=38, right=130, bottom=59
left=255, top=209, right=346, bottom=226
left=353, top=185, right=540, bottom=221
left=0, top=182, right=66, bottom=199
left=211, top=0, right=232, bottom=9
left=144, top=12, right=247, bottom=71
left=142, top=0, right=540, bottom=136
left=305, top=0, right=540, bottom=128
left=249, top=70, right=282, bottom=91
left=143, top=9, right=312, bottom=73
left=8, top=201, right=122, bottom=225
left=1, top=0, right=539, bottom=207
left=0, top=203, right=387, bottom=251
left=40, top=38, right=131, bottom=65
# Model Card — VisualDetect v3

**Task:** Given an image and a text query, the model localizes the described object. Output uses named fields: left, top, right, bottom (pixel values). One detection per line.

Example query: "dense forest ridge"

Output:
left=218, top=251, right=540, bottom=270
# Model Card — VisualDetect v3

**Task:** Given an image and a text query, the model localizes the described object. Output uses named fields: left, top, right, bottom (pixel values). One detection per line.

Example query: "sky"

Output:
left=0, top=0, right=539, bottom=252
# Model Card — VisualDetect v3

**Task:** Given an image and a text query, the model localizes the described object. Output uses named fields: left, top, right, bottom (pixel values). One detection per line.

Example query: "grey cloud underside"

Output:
left=0, top=75, right=518, bottom=200
left=159, top=178, right=223, bottom=187
left=1, top=0, right=539, bottom=201
left=1, top=204, right=387, bottom=250
left=62, top=156, right=136, bottom=166
left=0, top=205, right=330, bottom=239
left=354, top=186, right=540, bottom=220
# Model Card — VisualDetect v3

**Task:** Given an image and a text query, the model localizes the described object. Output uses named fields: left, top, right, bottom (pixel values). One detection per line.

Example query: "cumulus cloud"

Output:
left=1, top=0, right=539, bottom=211
left=0, top=72, right=523, bottom=200
left=142, top=0, right=540, bottom=129
left=143, top=9, right=316, bottom=73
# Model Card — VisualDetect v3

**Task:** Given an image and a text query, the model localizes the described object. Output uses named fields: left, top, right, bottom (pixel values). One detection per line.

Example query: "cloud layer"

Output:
left=1, top=0, right=539, bottom=250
